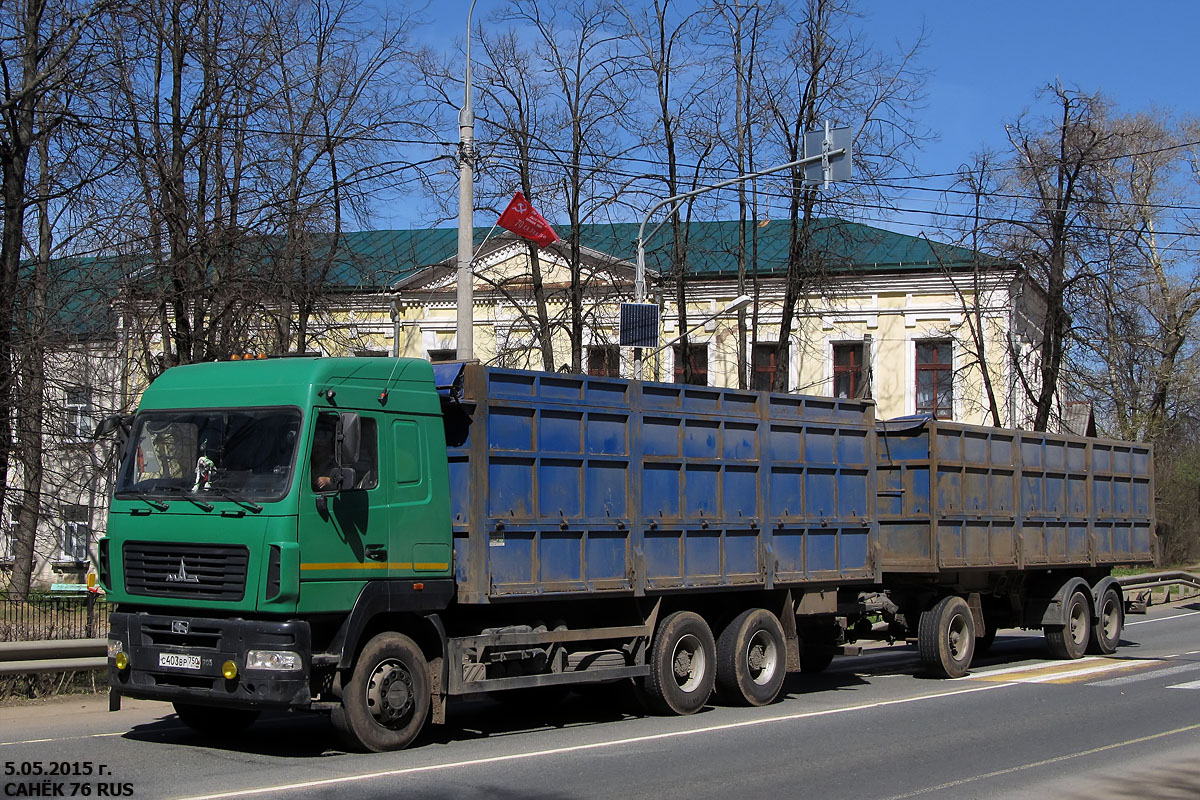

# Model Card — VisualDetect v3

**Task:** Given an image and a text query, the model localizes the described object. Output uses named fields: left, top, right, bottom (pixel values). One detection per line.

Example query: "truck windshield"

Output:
left=115, top=407, right=302, bottom=501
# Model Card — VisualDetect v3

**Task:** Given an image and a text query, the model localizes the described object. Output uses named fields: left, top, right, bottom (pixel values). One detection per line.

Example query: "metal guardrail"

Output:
left=1116, top=570, right=1200, bottom=593
left=0, top=637, right=106, bottom=676
left=1117, top=571, right=1200, bottom=613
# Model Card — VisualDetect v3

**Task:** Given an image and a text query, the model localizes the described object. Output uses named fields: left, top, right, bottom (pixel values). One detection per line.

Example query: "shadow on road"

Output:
left=122, top=708, right=343, bottom=758
left=1060, top=763, right=1200, bottom=800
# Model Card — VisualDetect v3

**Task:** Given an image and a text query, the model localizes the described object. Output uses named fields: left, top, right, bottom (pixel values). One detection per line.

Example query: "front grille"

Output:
left=141, top=619, right=224, bottom=649
left=123, top=541, right=248, bottom=601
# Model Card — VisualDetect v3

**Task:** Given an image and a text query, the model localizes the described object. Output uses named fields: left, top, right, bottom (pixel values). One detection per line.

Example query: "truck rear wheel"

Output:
left=716, top=609, right=786, bottom=706
left=333, top=632, right=430, bottom=752
left=1088, top=586, right=1123, bottom=655
left=172, top=702, right=260, bottom=736
left=1046, top=590, right=1092, bottom=660
left=917, top=595, right=975, bottom=678
left=643, top=611, right=715, bottom=715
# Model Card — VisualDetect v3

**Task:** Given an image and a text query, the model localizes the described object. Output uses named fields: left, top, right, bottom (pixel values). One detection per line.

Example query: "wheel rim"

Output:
left=745, top=629, right=779, bottom=686
left=1069, top=598, right=1088, bottom=646
left=1100, top=596, right=1120, bottom=642
left=671, top=633, right=706, bottom=693
left=366, top=658, right=415, bottom=728
left=947, top=612, right=970, bottom=663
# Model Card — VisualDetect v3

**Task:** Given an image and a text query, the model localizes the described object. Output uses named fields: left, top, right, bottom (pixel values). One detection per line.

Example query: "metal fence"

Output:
left=0, top=595, right=113, bottom=642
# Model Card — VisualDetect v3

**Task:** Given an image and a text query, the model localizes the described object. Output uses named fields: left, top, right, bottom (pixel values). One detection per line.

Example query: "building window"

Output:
left=673, top=343, right=708, bottom=386
left=427, top=349, right=456, bottom=363
left=916, top=340, right=953, bottom=419
left=0, top=519, right=13, bottom=562
left=65, top=387, right=93, bottom=441
left=62, top=504, right=89, bottom=562
left=752, top=343, right=786, bottom=391
left=833, top=342, right=865, bottom=399
left=587, top=345, right=620, bottom=378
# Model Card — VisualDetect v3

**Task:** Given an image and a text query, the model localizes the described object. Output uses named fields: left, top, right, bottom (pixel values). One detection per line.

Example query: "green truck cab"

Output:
left=102, top=357, right=454, bottom=735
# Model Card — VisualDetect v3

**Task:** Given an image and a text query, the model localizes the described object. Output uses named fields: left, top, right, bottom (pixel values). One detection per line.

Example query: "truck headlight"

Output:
left=108, top=639, right=124, bottom=659
left=245, top=650, right=302, bottom=671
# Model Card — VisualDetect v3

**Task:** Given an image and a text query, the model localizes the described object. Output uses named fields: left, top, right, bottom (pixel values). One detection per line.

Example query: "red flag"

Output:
left=497, top=191, right=559, bottom=248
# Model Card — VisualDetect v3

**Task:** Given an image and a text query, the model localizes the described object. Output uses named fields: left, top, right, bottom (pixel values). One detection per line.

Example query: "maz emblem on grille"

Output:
left=165, top=557, right=201, bottom=584
left=171, top=620, right=190, bottom=634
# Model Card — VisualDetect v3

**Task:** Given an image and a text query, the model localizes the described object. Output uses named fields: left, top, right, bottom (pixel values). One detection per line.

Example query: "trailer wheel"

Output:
left=1088, top=587, right=1123, bottom=655
left=917, top=595, right=975, bottom=678
left=1045, top=590, right=1092, bottom=660
left=172, top=703, right=260, bottom=736
left=716, top=609, right=786, bottom=706
left=643, top=611, right=715, bottom=715
left=332, top=632, right=430, bottom=752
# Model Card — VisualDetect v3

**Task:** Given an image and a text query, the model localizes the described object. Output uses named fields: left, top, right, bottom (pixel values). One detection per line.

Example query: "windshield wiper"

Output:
left=204, top=489, right=263, bottom=513
left=156, top=485, right=214, bottom=511
left=128, top=492, right=169, bottom=511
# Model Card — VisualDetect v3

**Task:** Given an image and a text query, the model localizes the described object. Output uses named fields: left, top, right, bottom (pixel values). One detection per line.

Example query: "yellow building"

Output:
left=360, top=220, right=1043, bottom=428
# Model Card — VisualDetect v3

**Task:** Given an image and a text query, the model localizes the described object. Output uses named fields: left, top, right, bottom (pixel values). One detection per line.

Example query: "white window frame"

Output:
left=65, top=386, right=94, bottom=441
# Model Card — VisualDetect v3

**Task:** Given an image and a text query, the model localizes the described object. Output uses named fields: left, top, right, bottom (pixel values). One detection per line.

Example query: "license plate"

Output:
left=159, top=652, right=201, bottom=670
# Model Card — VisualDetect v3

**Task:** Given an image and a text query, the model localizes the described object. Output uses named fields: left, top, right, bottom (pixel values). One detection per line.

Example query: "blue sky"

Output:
left=390, top=1, right=1199, bottom=236
left=858, top=1, right=1200, bottom=235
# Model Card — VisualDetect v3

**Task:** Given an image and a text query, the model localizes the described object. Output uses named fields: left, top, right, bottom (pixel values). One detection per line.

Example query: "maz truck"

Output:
left=101, top=358, right=1155, bottom=751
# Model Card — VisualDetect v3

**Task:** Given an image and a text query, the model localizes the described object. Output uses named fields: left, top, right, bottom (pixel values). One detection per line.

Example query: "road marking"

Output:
left=964, top=656, right=1161, bottom=685
left=1126, top=609, right=1200, bottom=626
left=0, top=731, right=125, bottom=747
left=173, top=681, right=1023, bottom=800
left=1087, top=660, right=1200, bottom=687
left=958, top=656, right=1104, bottom=680
left=876, top=722, right=1200, bottom=800
left=1167, top=679, right=1200, bottom=689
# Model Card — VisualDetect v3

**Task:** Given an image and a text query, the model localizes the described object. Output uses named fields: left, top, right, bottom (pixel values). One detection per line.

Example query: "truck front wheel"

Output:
left=333, top=632, right=430, bottom=752
left=643, top=611, right=715, bottom=715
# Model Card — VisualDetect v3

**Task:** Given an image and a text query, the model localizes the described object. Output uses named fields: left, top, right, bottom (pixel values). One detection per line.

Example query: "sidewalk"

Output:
left=0, top=688, right=167, bottom=719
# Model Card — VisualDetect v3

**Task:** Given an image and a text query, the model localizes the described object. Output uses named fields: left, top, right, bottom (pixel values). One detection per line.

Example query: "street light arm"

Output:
left=633, top=150, right=845, bottom=304
left=644, top=294, right=753, bottom=366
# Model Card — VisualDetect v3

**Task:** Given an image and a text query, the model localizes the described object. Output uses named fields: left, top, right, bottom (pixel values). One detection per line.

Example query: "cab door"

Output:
left=299, top=410, right=394, bottom=583
left=388, top=416, right=452, bottom=577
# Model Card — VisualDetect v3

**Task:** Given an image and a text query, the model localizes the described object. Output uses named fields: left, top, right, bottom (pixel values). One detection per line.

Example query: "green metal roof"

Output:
left=50, top=221, right=1001, bottom=338
left=318, top=220, right=998, bottom=288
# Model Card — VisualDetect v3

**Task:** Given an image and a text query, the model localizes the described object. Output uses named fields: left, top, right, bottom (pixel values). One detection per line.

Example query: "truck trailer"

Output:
left=101, top=358, right=1155, bottom=751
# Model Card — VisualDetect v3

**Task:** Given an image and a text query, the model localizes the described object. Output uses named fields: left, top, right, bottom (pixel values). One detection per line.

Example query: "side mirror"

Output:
left=333, top=467, right=356, bottom=491
left=335, top=412, right=360, bottom=467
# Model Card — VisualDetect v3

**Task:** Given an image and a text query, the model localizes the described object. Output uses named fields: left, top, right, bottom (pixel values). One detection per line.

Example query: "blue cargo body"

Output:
left=876, top=418, right=1154, bottom=572
left=443, top=365, right=878, bottom=604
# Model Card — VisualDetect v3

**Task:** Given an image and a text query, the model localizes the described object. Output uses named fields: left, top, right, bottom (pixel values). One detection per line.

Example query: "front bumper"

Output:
left=108, top=610, right=312, bottom=709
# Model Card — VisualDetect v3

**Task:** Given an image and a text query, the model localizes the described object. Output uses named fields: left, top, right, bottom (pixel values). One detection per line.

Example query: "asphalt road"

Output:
left=3, top=602, right=1199, bottom=800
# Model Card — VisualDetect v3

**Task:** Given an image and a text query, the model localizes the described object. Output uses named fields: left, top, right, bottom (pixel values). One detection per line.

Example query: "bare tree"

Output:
left=707, top=0, right=779, bottom=388
left=760, top=0, right=928, bottom=391
left=989, top=85, right=1126, bottom=431
left=494, top=0, right=633, bottom=374
left=620, top=0, right=721, bottom=384
left=472, top=28, right=562, bottom=371
left=0, top=0, right=111, bottom=596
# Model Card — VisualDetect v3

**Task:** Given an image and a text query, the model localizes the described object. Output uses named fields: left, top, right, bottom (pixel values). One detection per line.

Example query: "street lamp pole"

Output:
left=456, top=0, right=479, bottom=361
